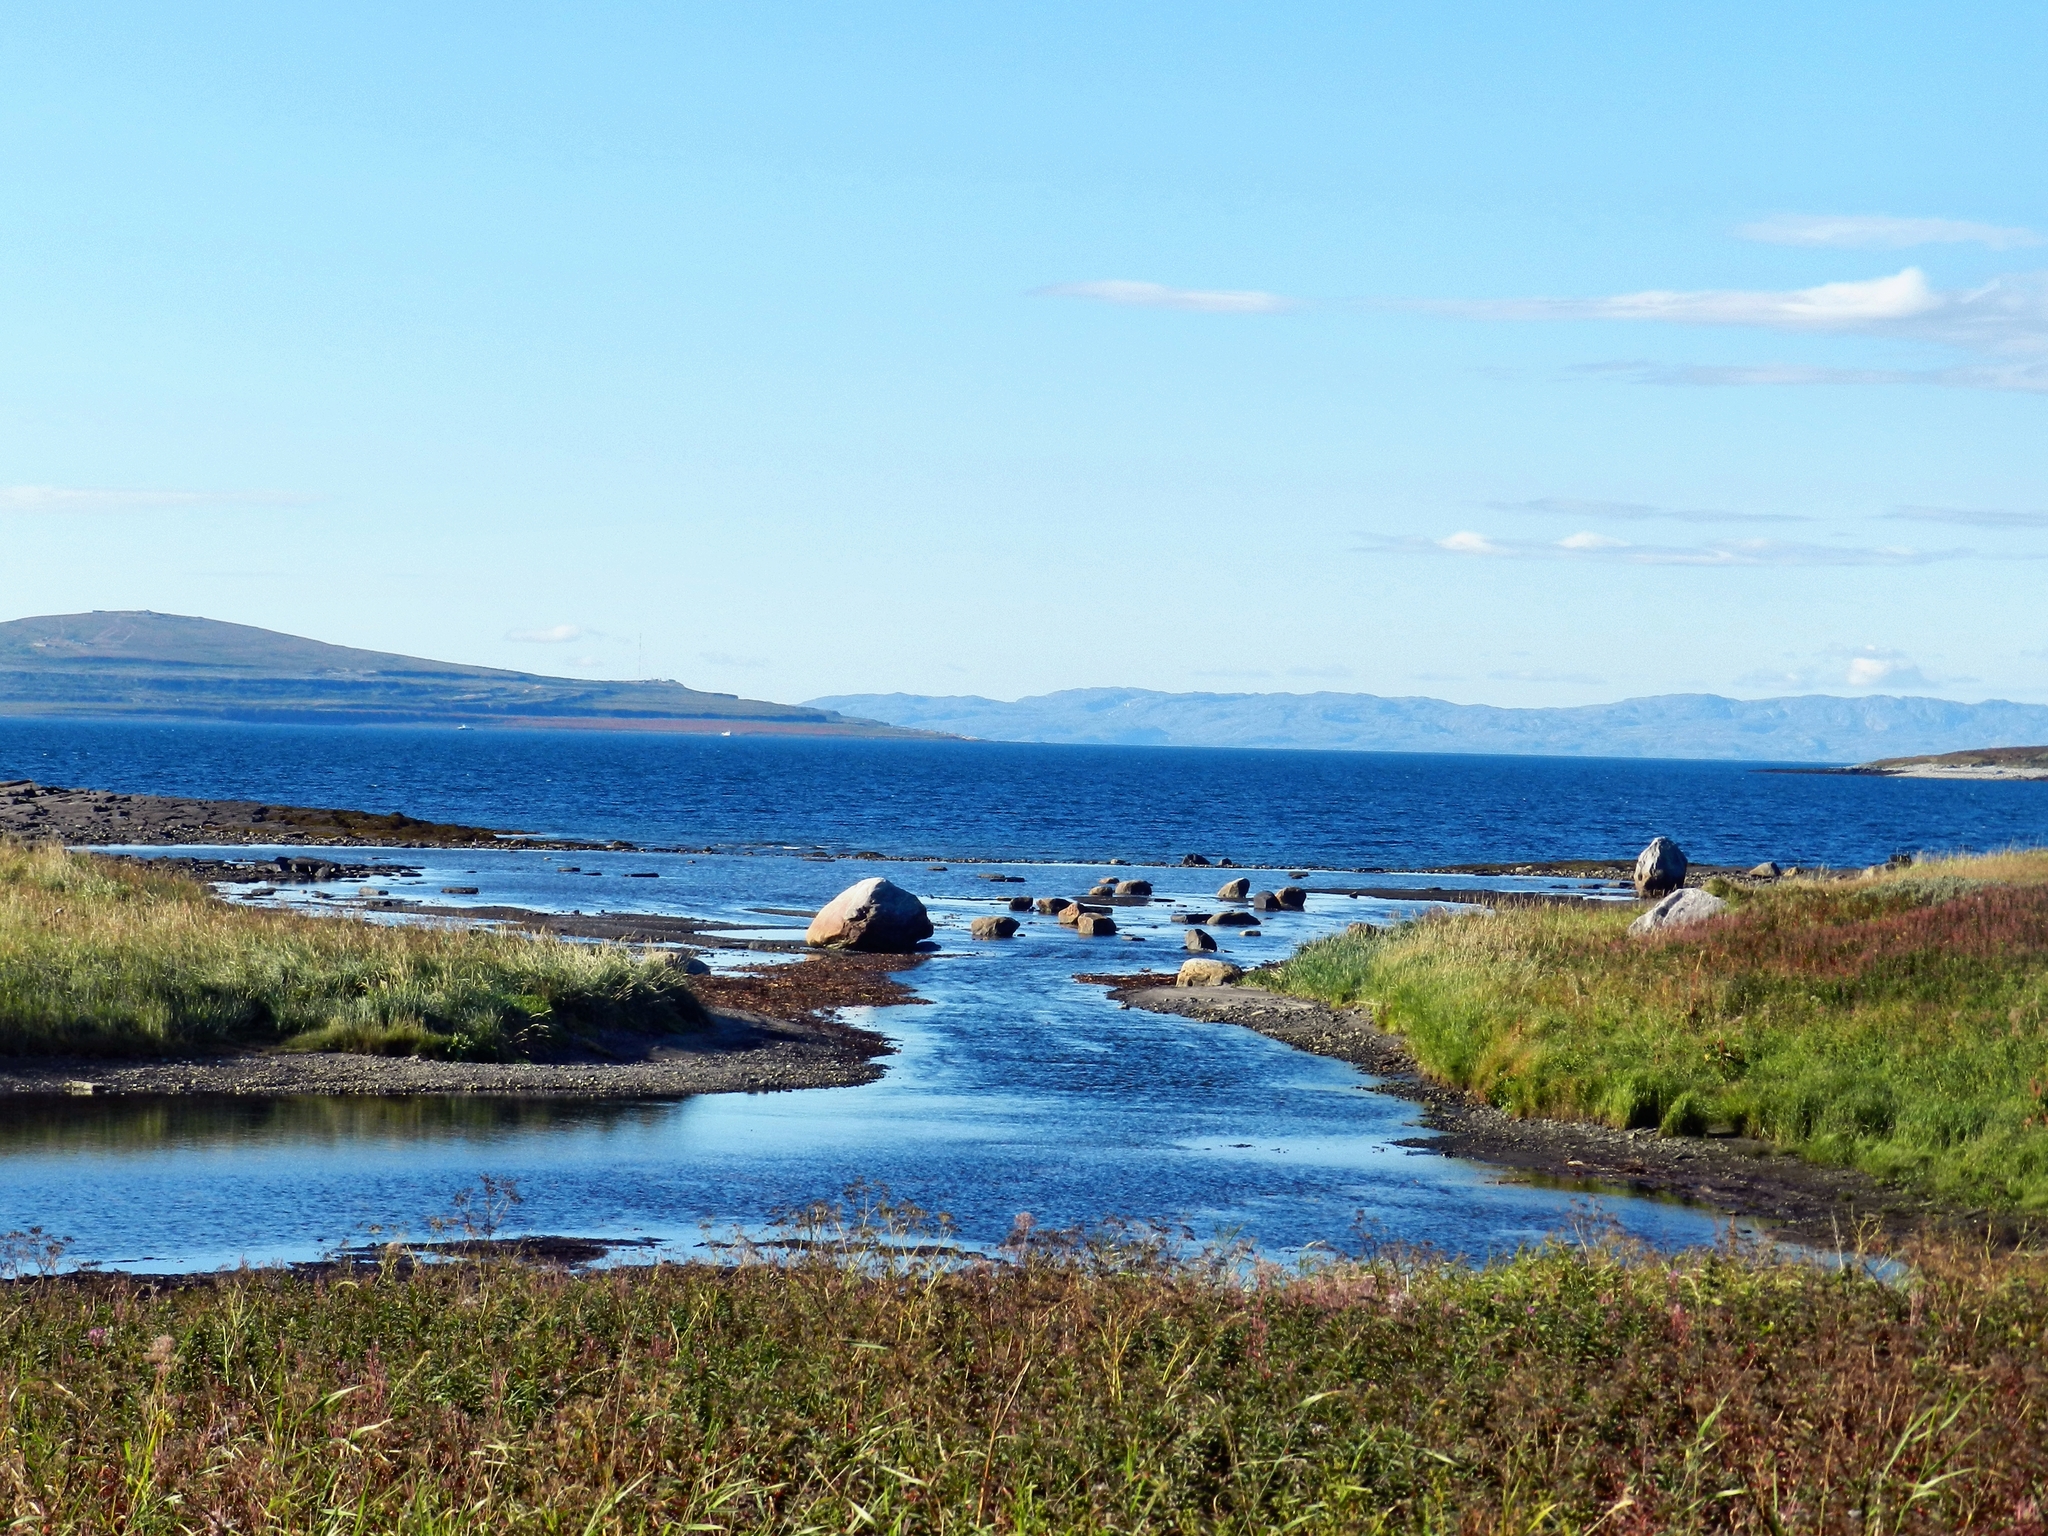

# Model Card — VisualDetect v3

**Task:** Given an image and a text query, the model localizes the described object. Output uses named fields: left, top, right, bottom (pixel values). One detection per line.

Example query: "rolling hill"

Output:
left=0, top=611, right=924, bottom=735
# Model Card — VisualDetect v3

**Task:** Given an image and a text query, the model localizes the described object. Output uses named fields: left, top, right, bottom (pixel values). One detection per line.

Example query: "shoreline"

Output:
left=1108, top=979, right=1974, bottom=1248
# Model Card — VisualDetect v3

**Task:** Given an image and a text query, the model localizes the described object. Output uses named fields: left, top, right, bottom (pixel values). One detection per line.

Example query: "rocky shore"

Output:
left=0, top=780, right=566, bottom=848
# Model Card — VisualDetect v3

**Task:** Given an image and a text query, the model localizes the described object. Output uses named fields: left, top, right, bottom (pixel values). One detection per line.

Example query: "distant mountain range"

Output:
left=0, top=611, right=925, bottom=736
left=806, top=687, right=2048, bottom=763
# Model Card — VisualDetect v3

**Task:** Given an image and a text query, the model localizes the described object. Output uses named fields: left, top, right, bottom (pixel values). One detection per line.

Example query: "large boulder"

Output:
left=1176, top=958, right=1242, bottom=986
left=1007, top=895, right=1034, bottom=912
left=1184, top=927, right=1217, bottom=952
left=1212, top=910, right=1259, bottom=927
left=1035, top=896, right=1073, bottom=916
left=1627, top=888, right=1727, bottom=938
left=1749, top=862, right=1781, bottom=879
left=970, top=914, right=1020, bottom=940
left=1634, top=837, right=1689, bottom=897
left=1115, top=879, right=1153, bottom=896
left=1276, top=885, right=1307, bottom=910
left=805, top=878, right=934, bottom=953
left=1216, top=877, right=1251, bottom=901
left=1249, top=890, right=1282, bottom=912
left=1074, top=912, right=1117, bottom=937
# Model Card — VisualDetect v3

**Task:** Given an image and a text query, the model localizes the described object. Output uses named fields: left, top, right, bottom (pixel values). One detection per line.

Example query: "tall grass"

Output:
left=0, top=840, right=704, bottom=1060
left=1, top=1216, right=2042, bottom=1532
left=1267, top=852, right=2048, bottom=1212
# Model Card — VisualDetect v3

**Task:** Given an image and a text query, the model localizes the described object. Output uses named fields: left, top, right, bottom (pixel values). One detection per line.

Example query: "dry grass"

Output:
left=0, top=840, right=705, bottom=1060
left=1, top=1204, right=2043, bottom=1533
left=1268, top=852, right=2048, bottom=1212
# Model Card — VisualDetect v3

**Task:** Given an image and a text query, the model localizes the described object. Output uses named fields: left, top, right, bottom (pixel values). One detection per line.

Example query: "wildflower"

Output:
left=86, top=1327, right=108, bottom=1346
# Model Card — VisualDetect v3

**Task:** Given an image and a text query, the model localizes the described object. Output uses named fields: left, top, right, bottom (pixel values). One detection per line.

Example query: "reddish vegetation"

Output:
left=1654, top=884, right=2048, bottom=979
left=690, top=952, right=927, bottom=1026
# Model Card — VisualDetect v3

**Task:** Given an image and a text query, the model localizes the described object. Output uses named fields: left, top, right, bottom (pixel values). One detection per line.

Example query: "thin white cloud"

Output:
left=1490, top=496, right=1808, bottom=526
left=1444, top=268, right=1941, bottom=328
left=506, top=624, right=586, bottom=644
left=1370, top=531, right=1965, bottom=568
left=1739, top=214, right=2041, bottom=251
left=0, top=484, right=308, bottom=510
left=1034, top=280, right=1294, bottom=314
left=1887, top=505, right=2048, bottom=529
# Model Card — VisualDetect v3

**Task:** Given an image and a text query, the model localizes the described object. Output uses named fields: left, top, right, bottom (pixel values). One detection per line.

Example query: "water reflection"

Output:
left=0, top=1094, right=669, bottom=1154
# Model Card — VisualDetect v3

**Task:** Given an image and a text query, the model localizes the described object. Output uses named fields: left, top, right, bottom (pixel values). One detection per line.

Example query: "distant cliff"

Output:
left=806, top=686, right=2048, bottom=763
left=0, top=611, right=928, bottom=736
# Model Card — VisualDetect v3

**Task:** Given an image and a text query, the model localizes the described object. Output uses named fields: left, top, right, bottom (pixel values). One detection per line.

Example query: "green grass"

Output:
left=1266, top=851, right=2048, bottom=1212
left=0, top=839, right=706, bottom=1060
left=1, top=1206, right=2043, bottom=1532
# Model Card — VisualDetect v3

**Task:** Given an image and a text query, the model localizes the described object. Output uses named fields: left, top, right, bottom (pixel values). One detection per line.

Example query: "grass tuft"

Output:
left=1267, top=851, right=2048, bottom=1211
left=0, top=1215, right=2043, bottom=1531
left=0, top=839, right=706, bottom=1060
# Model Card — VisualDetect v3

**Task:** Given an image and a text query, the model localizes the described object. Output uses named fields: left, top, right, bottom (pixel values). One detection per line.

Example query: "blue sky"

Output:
left=3, top=3, right=2043, bottom=707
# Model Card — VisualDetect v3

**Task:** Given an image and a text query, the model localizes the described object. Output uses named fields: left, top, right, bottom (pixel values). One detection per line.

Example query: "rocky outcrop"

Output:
left=1634, top=837, right=1689, bottom=897
left=970, top=914, right=1020, bottom=940
left=1627, top=888, right=1727, bottom=937
left=1176, top=958, right=1241, bottom=986
left=805, top=878, right=934, bottom=953
left=1216, top=878, right=1251, bottom=900
left=1184, top=927, right=1217, bottom=952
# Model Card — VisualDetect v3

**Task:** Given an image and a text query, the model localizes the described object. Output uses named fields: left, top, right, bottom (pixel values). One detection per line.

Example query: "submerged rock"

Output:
left=1634, top=837, right=1689, bottom=897
left=805, top=878, right=934, bottom=953
left=1627, top=887, right=1727, bottom=937
left=1176, top=958, right=1241, bottom=986
left=1211, top=910, right=1259, bottom=927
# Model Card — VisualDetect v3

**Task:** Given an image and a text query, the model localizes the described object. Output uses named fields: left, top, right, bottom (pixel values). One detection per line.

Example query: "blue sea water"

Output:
left=0, top=718, right=2041, bottom=1272
left=3, top=716, right=2044, bottom=868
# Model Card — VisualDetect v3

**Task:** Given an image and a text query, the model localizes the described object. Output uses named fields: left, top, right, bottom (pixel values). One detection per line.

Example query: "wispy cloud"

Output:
left=506, top=624, right=587, bottom=644
left=1489, top=496, right=1808, bottom=526
left=1365, top=530, right=1966, bottom=568
left=1034, top=279, right=1294, bottom=314
left=1846, top=653, right=1930, bottom=688
left=1439, top=267, right=1942, bottom=328
left=1739, top=214, right=2041, bottom=251
left=1886, top=505, right=2048, bottom=529
left=0, top=484, right=308, bottom=511
left=1440, top=267, right=2048, bottom=392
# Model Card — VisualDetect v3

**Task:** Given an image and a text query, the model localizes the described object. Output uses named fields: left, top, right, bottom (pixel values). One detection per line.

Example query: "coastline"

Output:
left=1109, top=979, right=1966, bottom=1247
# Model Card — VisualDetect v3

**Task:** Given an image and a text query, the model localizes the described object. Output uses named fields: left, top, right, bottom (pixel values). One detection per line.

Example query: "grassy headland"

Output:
left=1, top=1221, right=2042, bottom=1531
left=0, top=840, right=704, bottom=1060
left=1268, top=851, right=2048, bottom=1213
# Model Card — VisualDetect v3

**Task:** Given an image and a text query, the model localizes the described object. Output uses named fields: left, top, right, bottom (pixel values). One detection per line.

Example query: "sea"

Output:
left=2, top=718, right=2043, bottom=1274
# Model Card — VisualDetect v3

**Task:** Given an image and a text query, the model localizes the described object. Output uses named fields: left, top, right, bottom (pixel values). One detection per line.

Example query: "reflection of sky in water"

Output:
left=7, top=848, right=1739, bottom=1272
